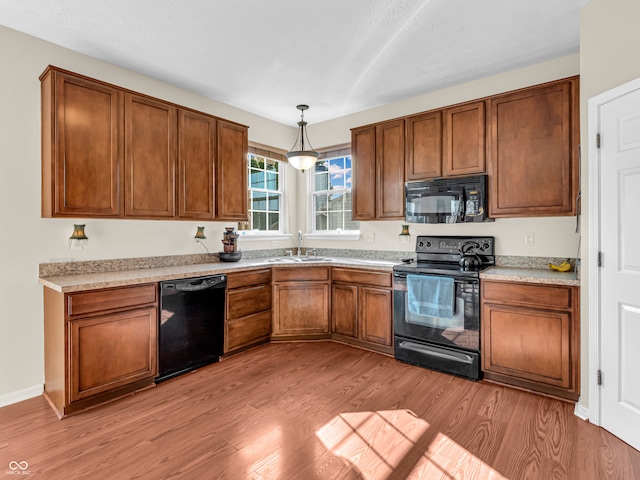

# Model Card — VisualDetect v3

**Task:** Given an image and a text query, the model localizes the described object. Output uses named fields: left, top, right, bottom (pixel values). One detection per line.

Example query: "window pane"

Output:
left=328, top=192, right=343, bottom=212
left=266, top=159, right=279, bottom=172
left=266, top=171, right=279, bottom=191
left=345, top=191, right=353, bottom=211
left=268, top=213, right=279, bottom=231
left=315, top=160, right=328, bottom=173
left=252, top=191, right=267, bottom=210
left=315, top=194, right=328, bottom=212
left=329, top=157, right=345, bottom=170
left=252, top=212, right=266, bottom=230
left=315, top=212, right=327, bottom=230
left=330, top=171, right=345, bottom=189
left=315, top=172, right=329, bottom=191
left=250, top=169, right=265, bottom=189
left=250, top=157, right=264, bottom=169
left=345, top=170, right=352, bottom=188
left=268, top=193, right=280, bottom=211
left=345, top=157, right=352, bottom=169
left=328, top=212, right=343, bottom=230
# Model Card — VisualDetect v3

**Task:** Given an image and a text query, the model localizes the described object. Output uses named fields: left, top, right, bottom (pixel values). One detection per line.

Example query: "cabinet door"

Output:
left=43, top=70, right=122, bottom=217
left=443, top=101, right=486, bottom=177
left=405, top=111, right=442, bottom=180
left=482, top=303, right=571, bottom=389
left=124, top=93, right=176, bottom=218
left=217, top=120, right=248, bottom=220
left=352, top=126, right=376, bottom=220
left=69, top=306, right=157, bottom=402
left=376, top=119, right=405, bottom=219
left=489, top=78, right=578, bottom=217
left=178, top=109, right=216, bottom=220
left=360, top=286, right=392, bottom=346
left=331, top=284, right=358, bottom=338
left=273, top=283, right=330, bottom=335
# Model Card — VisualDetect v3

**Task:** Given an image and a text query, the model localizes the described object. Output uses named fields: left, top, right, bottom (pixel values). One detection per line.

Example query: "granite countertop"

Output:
left=480, top=266, right=580, bottom=286
left=39, top=257, right=400, bottom=293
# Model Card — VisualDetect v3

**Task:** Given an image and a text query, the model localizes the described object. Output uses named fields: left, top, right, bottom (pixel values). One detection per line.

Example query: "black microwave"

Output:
left=405, top=174, right=491, bottom=223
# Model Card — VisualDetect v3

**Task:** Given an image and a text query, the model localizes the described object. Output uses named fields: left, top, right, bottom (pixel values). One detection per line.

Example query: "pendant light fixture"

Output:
left=286, top=104, right=319, bottom=172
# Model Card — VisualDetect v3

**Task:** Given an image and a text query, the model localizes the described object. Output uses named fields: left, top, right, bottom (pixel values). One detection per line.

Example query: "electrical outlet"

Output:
left=524, top=233, right=534, bottom=246
left=364, top=232, right=375, bottom=243
left=271, top=240, right=279, bottom=247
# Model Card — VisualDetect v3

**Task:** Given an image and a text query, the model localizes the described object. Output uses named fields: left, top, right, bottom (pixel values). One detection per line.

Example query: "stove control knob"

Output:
left=418, top=241, right=424, bottom=248
left=425, top=241, right=432, bottom=248
left=482, top=242, right=490, bottom=250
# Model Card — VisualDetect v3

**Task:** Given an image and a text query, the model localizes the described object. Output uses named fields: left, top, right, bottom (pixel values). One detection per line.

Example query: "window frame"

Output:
left=242, top=152, right=287, bottom=239
left=308, top=150, right=360, bottom=240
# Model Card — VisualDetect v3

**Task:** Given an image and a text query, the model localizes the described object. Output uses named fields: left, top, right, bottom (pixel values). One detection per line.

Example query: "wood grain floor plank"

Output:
left=1, top=341, right=639, bottom=480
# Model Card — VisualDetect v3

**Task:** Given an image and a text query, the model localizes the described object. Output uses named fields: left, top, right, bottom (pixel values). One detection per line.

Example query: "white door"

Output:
left=599, top=85, right=640, bottom=451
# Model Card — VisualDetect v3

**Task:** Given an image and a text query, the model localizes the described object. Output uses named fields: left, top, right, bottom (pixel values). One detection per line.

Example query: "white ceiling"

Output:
left=0, top=0, right=586, bottom=126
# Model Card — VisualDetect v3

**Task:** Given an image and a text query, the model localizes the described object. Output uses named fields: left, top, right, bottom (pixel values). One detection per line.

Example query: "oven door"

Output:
left=393, top=272, right=480, bottom=351
left=393, top=272, right=481, bottom=379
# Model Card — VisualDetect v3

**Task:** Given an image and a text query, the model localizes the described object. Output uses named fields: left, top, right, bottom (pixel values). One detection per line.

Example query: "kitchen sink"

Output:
left=264, top=256, right=333, bottom=264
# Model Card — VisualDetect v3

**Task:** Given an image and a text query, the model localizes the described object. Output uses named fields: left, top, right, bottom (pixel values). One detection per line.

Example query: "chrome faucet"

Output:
left=297, top=230, right=302, bottom=256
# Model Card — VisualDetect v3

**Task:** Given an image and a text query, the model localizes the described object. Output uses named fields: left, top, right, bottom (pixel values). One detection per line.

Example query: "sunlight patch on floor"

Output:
left=316, top=410, right=506, bottom=480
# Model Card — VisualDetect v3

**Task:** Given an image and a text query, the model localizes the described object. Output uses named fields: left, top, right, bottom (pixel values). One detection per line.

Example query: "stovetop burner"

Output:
left=393, top=235, right=495, bottom=277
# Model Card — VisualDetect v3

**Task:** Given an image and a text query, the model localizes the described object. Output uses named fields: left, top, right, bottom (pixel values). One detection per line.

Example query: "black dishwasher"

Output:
left=157, top=274, right=226, bottom=382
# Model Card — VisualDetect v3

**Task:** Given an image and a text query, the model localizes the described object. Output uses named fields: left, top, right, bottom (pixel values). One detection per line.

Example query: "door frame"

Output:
left=587, top=75, right=640, bottom=426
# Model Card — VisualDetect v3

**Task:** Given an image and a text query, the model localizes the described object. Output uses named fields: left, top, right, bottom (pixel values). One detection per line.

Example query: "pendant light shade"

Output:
left=286, top=104, right=319, bottom=172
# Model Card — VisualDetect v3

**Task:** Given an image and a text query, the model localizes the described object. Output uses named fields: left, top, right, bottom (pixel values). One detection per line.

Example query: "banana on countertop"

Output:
left=548, top=260, right=572, bottom=272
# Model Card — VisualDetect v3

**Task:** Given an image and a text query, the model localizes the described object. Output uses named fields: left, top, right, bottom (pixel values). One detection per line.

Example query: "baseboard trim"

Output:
left=0, top=384, right=43, bottom=408
left=574, top=401, right=589, bottom=421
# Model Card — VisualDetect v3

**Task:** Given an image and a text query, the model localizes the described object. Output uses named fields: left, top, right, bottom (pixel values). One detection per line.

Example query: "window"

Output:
left=248, top=154, right=283, bottom=232
left=312, top=155, right=359, bottom=232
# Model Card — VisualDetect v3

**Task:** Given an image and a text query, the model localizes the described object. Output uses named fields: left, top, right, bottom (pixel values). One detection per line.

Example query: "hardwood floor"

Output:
left=1, top=341, right=638, bottom=479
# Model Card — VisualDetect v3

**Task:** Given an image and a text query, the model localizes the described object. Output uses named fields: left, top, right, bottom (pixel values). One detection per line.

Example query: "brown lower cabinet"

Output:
left=44, top=284, right=158, bottom=418
left=481, top=280, right=580, bottom=401
left=331, top=268, right=393, bottom=355
left=271, top=267, right=331, bottom=340
left=224, top=269, right=272, bottom=354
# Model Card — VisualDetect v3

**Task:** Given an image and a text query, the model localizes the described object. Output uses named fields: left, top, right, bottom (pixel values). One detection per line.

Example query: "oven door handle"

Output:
left=393, top=272, right=476, bottom=285
left=398, top=341, right=475, bottom=364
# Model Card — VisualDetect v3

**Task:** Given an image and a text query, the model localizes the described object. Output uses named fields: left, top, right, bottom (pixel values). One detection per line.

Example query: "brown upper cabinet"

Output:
left=41, top=69, right=123, bottom=217
left=40, top=66, right=248, bottom=221
left=352, top=119, right=405, bottom=220
left=178, top=109, right=216, bottom=220
left=488, top=77, right=579, bottom=217
left=124, top=93, right=177, bottom=218
left=405, top=100, right=486, bottom=181
left=443, top=101, right=486, bottom=177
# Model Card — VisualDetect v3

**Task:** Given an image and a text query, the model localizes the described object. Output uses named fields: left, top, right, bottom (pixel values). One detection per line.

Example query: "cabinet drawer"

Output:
left=227, top=269, right=272, bottom=289
left=227, top=284, right=271, bottom=319
left=67, top=284, right=157, bottom=318
left=273, top=267, right=330, bottom=282
left=226, top=310, right=271, bottom=352
left=332, top=268, right=391, bottom=287
left=482, top=281, right=572, bottom=310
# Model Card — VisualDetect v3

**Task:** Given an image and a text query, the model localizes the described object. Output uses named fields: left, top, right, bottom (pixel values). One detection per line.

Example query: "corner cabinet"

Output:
left=40, top=66, right=248, bottom=221
left=488, top=76, right=579, bottom=217
left=43, top=284, right=158, bottom=418
left=352, top=119, right=405, bottom=220
left=480, top=280, right=580, bottom=401
left=271, top=267, right=331, bottom=340
left=331, top=268, right=393, bottom=355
